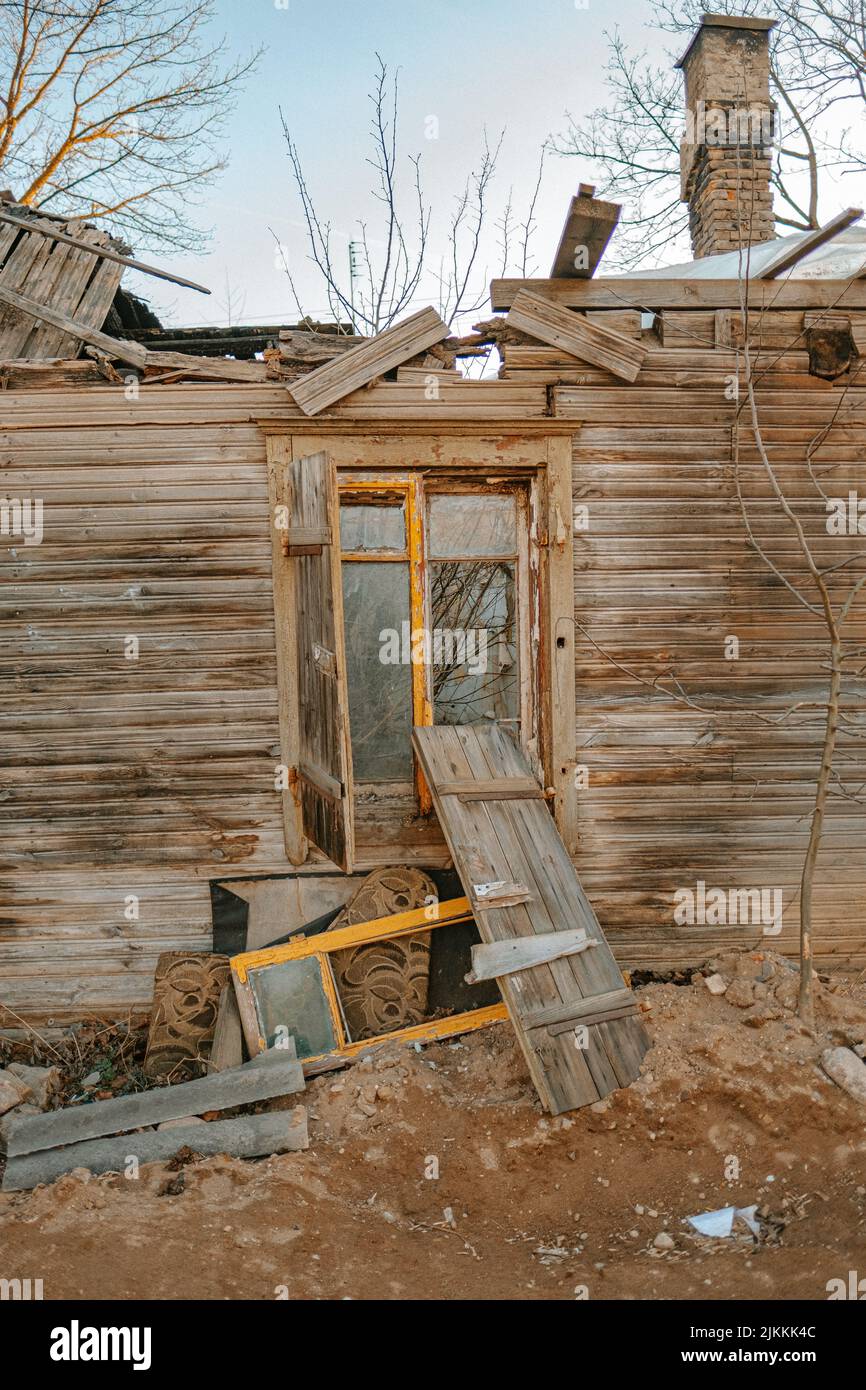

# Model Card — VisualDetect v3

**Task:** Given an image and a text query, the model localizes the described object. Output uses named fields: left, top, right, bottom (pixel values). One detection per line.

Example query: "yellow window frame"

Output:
left=339, top=473, right=433, bottom=810
left=230, top=896, right=508, bottom=1072
left=339, top=472, right=537, bottom=812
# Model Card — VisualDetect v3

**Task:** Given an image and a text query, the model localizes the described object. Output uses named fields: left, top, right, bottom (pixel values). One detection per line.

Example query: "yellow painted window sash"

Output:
left=230, top=896, right=508, bottom=1067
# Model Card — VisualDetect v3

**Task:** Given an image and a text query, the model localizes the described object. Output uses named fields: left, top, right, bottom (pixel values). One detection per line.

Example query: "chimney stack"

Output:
left=677, top=14, right=777, bottom=258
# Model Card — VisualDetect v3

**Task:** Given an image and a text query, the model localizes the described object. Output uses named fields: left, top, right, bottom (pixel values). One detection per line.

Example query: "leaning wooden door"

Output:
left=287, top=451, right=355, bottom=871
left=414, top=722, right=649, bottom=1113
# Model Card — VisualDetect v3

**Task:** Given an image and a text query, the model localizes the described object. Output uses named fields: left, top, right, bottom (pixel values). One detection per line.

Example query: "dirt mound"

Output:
left=2, top=953, right=865, bottom=1300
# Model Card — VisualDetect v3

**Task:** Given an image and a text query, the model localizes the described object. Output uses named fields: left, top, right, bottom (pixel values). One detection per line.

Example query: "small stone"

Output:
left=725, top=978, right=755, bottom=1008
left=653, top=1232, right=675, bottom=1250
left=821, top=1047, right=866, bottom=1105
left=82, top=1071, right=101, bottom=1087
left=703, top=973, right=728, bottom=996
left=0, top=1070, right=32, bottom=1117
left=773, top=975, right=799, bottom=1012
left=7, top=1063, right=61, bottom=1110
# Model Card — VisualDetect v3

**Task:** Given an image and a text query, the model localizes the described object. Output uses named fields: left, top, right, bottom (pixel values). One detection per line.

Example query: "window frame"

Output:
left=263, top=428, right=579, bottom=866
left=339, top=472, right=539, bottom=813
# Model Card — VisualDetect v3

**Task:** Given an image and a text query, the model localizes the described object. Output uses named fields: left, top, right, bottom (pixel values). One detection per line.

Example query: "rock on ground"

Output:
left=7, top=1063, right=61, bottom=1111
left=821, top=1047, right=866, bottom=1105
left=0, top=1070, right=33, bottom=1117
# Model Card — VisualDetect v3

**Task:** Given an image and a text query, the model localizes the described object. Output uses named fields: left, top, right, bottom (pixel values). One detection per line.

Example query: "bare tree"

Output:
left=551, top=0, right=866, bottom=269
left=0, top=0, right=260, bottom=251
left=574, top=164, right=866, bottom=1024
left=733, top=255, right=866, bottom=1028
left=280, top=56, right=545, bottom=337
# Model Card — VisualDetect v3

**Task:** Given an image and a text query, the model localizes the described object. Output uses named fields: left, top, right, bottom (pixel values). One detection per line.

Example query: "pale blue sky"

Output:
left=138, top=0, right=864, bottom=329
left=142, top=0, right=674, bottom=326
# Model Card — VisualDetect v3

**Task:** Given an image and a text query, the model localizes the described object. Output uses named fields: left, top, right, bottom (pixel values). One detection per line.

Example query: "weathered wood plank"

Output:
left=490, top=276, right=866, bottom=312
left=0, top=282, right=147, bottom=367
left=507, top=288, right=646, bottom=382
left=413, top=723, right=649, bottom=1113
left=2, top=1107, right=308, bottom=1191
left=758, top=209, right=862, bottom=279
left=0, top=208, right=211, bottom=294
left=549, top=186, right=621, bottom=279
left=4, top=1047, right=304, bottom=1157
left=289, top=307, right=449, bottom=415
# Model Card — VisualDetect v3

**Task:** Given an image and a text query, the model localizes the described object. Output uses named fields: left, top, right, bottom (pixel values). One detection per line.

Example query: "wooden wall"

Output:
left=528, top=329, right=866, bottom=970
left=3, top=351, right=866, bottom=1027
left=0, top=386, right=293, bottom=1022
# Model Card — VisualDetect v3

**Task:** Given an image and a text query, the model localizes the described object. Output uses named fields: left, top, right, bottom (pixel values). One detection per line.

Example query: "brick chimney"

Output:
left=677, top=14, right=777, bottom=258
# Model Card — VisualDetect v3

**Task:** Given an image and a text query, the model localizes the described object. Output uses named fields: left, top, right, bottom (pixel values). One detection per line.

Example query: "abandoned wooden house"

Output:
left=2, top=12, right=866, bottom=1047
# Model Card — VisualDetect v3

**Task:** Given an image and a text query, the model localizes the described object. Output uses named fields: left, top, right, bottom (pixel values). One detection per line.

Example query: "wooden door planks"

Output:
left=286, top=450, right=355, bottom=871
left=413, top=723, right=649, bottom=1113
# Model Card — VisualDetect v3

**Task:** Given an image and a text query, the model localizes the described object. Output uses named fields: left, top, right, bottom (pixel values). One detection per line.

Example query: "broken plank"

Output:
left=507, top=287, right=646, bottom=383
left=0, top=208, right=211, bottom=294
left=466, top=928, right=595, bottom=983
left=550, top=188, right=621, bottom=279
left=0, top=282, right=147, bottom=368
left=4, top=1046, right=303, bottom=1158
left=289, top=306, right=449, bottom=416
left=2, top=1107, right=308, bottom=1191
left=143, top=351, right=268, bottom=382
left=758, top=209, right=863, bottom=280
left=207, top=987, right=245, bottom=1073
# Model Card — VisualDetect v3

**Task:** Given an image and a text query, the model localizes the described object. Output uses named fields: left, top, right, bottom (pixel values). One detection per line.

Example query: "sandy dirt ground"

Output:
left=2, top=949, right=866, bottom=1301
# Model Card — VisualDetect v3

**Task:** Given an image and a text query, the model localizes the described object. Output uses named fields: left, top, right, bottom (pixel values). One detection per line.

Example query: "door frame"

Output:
left=263, top=427, right=578, bottom=866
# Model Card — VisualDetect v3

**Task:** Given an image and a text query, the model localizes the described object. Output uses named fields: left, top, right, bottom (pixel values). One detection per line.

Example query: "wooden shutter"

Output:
left=413, top=722, right=649, bottom=1114
left=287, top=451, right=354, bottom=871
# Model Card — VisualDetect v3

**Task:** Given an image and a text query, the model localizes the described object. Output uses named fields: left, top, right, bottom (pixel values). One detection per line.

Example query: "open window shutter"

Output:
left=288, top=451, right=355, bottom=872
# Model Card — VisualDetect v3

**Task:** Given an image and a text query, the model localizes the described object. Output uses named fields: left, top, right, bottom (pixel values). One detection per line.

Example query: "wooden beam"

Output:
left=0, top=282, right=147, bottom=367
left=544, top=434, right=579, bottom=854
left=289, top=306, right=449, bottom=416
left=3, top=1048, right=303, bottom=1158
left=758, top=208, right=863, bottom=279
left=490, top=277, right=866, bottom=313
left=549, top=190, right=620, bottom=279
left=507, top=287, right=646, bottom=382
left=3, top=1109, right=308, bottom=1191
left=0, top=208, right=212, bottom=294
left=143, top=351, right=267, bottom=382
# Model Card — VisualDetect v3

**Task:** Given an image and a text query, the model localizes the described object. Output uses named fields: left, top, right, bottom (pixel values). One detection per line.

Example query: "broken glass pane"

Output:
left=430, top=560, right=519, bottom=726
left=247, top=956, right=338, bottom=1058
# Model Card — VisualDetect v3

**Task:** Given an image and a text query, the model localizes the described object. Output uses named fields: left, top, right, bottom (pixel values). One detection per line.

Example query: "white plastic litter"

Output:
left=687, top=1205, right=761, bottom=1238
